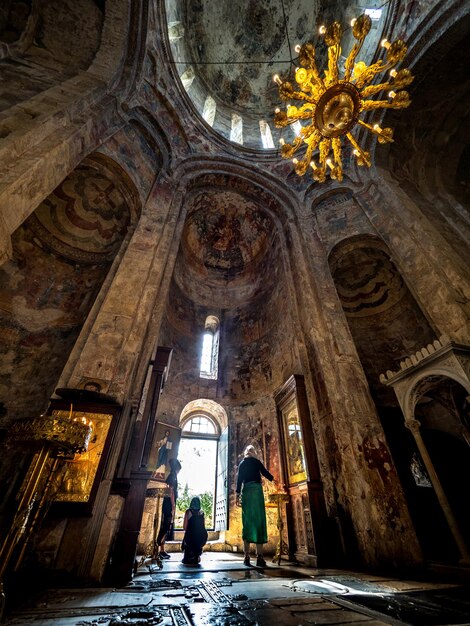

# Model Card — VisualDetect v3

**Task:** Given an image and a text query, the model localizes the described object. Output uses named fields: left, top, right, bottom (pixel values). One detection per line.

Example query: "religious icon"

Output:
left=410, top=452, right=432, bottom=488
left=53, top=410, right=114, bottom=505
left=150, top=422, right=181, bottom=480
left=155, top=429, right=172, bottom=477
left=283, top=400, right=307, bottom=484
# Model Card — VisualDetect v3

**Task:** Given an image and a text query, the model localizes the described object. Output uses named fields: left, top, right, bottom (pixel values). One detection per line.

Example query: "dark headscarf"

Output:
left=190, top=496, right=201, bottom=511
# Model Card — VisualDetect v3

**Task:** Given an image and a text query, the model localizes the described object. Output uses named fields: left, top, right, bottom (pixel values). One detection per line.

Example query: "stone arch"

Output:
left=156, top=161, right=302, bottom=405
left=172, top=157, right=299, bottom=227
left=328, top=234, right=437, bottom=404
left=406, top=371, right=470, bottom=561
left=0, top=0, right=140, bottom=258
left=0, top=0, right=105, bottom=111
left=402, top=370, right=470, bottom=426
left=179, top=398, right=228, bottom=433
left=378, top=11, right=470, bottom=259
left=328, top=234, right=442, bottom=559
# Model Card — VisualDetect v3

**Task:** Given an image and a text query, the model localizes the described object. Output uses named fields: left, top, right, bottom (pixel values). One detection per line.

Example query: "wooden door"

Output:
left=215, top=425, right=229, bottom=530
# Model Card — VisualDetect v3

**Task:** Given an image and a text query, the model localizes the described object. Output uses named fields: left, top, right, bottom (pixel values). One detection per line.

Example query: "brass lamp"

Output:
left=0, top=410, right=92, bottom=619
left=273, top=14, right=414, bottom=182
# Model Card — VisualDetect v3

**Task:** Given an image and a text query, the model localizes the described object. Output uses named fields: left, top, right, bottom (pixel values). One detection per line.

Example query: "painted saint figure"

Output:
left=155, top=429, right=172, bottom=477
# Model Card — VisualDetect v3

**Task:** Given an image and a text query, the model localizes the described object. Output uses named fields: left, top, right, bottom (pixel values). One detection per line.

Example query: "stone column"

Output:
left=405, top=418, right=470, bottom=562
left=285, top=215, right=422, bottom=567
left=56, top=175, right=185, bottom=580
left=65, top=175, right=184, bottom=400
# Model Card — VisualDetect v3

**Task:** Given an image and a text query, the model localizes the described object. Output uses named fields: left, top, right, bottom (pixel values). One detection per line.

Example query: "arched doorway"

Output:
left=398, top=373, right=470, bottom=563
left=417, top=376, right=470, bottom=545
left=177, top=400, right=229, bottom=535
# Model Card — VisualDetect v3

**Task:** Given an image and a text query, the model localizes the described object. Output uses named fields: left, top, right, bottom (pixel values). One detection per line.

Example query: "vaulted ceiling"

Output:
left=166, top=0, right=391, bottom=148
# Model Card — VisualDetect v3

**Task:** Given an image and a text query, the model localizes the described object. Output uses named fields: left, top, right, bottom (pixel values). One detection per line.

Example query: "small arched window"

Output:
left=230, top=113, right=243, bottom=144
left=182, top=414, right=218, bottom=436
left=259, top=120, right=275, bottom=149
left=202, top=96, right=217, bottom=127
left=200, top=315, right=219, bottom=380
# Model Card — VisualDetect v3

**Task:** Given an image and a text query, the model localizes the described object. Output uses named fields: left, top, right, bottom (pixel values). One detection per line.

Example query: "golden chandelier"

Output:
left=273, top=14, right=414, bottom=182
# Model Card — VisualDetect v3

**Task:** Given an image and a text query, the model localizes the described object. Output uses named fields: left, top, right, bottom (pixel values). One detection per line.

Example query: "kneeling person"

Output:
left=182, top=497, right=208, bottom=565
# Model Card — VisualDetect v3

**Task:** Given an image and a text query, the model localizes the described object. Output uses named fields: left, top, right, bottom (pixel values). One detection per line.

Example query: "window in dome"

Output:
left=180, top=67, right=195, bottom=91
left=203, top=96, right=217, bottom=127
left=230, top=113, right=243, bottom=144
left=200, top=316, right=219, bottom=379
left=365, top=8, right=382, bottom=20
left=259, top=120, right=275, bottom=149
left=168, top=21, right=184, bottom=41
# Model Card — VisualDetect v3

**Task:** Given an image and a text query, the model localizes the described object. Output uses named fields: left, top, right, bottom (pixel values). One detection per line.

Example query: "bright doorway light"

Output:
left=175, top=437, right=217, bottom=529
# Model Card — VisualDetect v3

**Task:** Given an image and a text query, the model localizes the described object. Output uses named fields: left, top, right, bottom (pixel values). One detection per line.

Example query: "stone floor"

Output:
left=5, top=553, right=470, bottom=625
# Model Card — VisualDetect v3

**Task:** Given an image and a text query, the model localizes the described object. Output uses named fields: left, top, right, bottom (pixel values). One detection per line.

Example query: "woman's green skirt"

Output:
left=241, top=481, right=268, bottom=544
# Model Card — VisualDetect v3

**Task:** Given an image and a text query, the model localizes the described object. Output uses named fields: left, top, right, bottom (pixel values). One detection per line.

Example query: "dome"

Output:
left=165, top=0, right=391, bottom=149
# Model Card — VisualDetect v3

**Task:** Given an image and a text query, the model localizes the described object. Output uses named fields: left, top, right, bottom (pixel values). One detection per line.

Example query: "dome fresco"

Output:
left=174, top=189, right=278, bottom=307
left=182, top=192, right=272, bottom=276
left=165, top=0, right=390, bottom=148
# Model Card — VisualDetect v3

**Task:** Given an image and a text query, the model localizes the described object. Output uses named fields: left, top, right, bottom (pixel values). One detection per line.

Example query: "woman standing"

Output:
left=236, top=445, right=274, bottom=567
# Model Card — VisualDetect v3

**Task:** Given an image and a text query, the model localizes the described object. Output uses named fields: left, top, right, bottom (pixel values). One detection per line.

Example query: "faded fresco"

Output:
left=0, top=161, right=132, bottom=422
left=184, top=192, right=271, bottom=278
left=331, top=246, right=436, bottom=403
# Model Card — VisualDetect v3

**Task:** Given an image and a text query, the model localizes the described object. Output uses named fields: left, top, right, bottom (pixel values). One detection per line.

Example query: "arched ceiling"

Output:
left=332, top=247, right=406, bottom=318
left=386, top=20, right=470, bottom=205
left=29, top=164, right=131, bottom=263
left=173, top=189, right=278, bottom=307
left=165, top=0, right=390, bottom=148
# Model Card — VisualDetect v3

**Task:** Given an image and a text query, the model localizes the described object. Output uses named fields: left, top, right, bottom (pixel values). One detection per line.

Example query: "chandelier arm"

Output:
left=357, top=119, right=383, bottom=138
left=311, top=69, right=326, bottom=92
left=301, top=126, right=320, bottom=142
left=331, top=137, right=343, bottom=182
left=344, top=40, right=365, bottom=82
left=290, top=90, right=316, bottom=103
left=305, top=133, right=321, bottom=156
left=361, top=73, right=414, bottom=98
left=354, top=62, right=388, bottom=89
left=346, top=133, right=371, bottom=167
left=306, top=63, right=326, bottom=92
left=357, top=120, right=394, bottom=143
left=287, top=106, right=316, bottom=121
left=319, top=139, right=331, bottom=168
left=326, top=45, right=341, bottom=86
left=361, top=98, right=410, bottom=110
left=279, top=82, right=316, bottom=103
left=295, top=139, right=318, bottom=176
left=360, top=81, right=393, bottom=98
left=332, top=137, right=342, bottom=165
left=274, top=117, right=291, bottom=128
left=280, top=135, right=303, bottom=158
